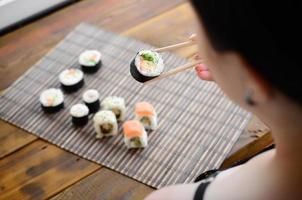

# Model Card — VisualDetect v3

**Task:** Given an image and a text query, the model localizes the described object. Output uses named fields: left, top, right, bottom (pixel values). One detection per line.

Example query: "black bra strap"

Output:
left=194, top=182, right=211, bottom=200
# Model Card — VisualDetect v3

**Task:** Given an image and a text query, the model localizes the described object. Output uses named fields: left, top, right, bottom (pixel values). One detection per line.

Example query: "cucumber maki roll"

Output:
left=70, top=104, right=89, bottom=126
left=79, top=50, right=102, bottom=73
left=130, top=50, right=164, bottom=83
left=82, top=89, right=100, bottom=113
left=59, top=68, right=84, bottom=93
left=39, top=88, right=64, bottom=113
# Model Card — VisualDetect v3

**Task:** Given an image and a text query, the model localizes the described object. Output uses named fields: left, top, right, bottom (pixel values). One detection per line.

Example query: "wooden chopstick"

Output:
left=154, top=40, right=196, bottom=53
left=143, top=60, right=202, bottom=85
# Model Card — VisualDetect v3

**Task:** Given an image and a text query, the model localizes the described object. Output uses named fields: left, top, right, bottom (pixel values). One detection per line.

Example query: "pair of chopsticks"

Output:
left=144, top=36, right=201, bottom=85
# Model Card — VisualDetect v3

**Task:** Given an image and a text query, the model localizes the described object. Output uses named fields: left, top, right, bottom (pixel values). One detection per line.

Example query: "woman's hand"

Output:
left=195, top=63, right=214, bottom=81
left=192, top=52, right=214, bottom=81
left=189, top=34, right=214, bottom=81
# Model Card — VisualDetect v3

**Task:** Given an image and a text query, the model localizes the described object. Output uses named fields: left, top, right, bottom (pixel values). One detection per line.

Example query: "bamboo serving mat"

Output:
left=0, top=23, right=251, bottom=188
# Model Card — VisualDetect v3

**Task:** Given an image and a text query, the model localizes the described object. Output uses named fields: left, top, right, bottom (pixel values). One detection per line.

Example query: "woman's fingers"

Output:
left=189, top=33, right=197, bottom=42
left=195, top=64, right=214, bottom=81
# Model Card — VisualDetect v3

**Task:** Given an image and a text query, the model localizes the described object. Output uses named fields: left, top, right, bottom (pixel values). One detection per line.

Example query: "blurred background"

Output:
left=0, top=0, right=75, bottom=35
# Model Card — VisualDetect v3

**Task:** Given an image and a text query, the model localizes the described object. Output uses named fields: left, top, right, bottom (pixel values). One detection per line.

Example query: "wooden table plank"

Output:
left=0, top=0, right=184, bottom=90
left=51, top=168, right=153, bottom=200
left=221, top=132, right=273, bottom=169
left=0, top=120, right=36, bottom=159
left=0, top=140, right=100, bottom=200
left=227, top=116, right=270, bottom=156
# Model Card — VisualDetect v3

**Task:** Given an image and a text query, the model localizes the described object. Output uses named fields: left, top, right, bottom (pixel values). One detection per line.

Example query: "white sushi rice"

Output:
left=93, top=110, right=118, bottom=138
left=59, top=68, right=83, bottom=86
left=124, top=130, right=148, bottom=149
left=39, top=88, right=64, bottom=107
left=101, top=96, right=126, bottom=121
left=134, top=50, right=164, bottom=77
left=79, top=50, right=102, bottom=67
left=70, top=104, right=89, bottom=117
left=82, top=89, right=100, bottom=103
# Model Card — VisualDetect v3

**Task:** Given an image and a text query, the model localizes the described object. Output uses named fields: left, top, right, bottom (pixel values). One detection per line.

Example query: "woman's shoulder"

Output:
left=204, top=149, right=291, bottom=200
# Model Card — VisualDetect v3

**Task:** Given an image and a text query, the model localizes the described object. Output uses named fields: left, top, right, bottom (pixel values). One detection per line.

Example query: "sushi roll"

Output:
left=79, top=50, right=102, bottom=73
left=82, top=89, right=100, bottom=113
left=93, top=110, right=118, bottom=138
left=59, top=68, right=84, bottom=93
left=130, top=50, right=164, bottom=83
left=70, top=104, right=89, bottom=126
left=39, top=88, right=64, bottom=113
left=135, top=102, right=158, bottom=131
left=101, top=96, right=126, bottom=122
left=123, top=120, right=148, bottom=149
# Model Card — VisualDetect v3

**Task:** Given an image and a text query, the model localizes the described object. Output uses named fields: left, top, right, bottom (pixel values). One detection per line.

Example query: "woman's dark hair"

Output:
left=191, top=1, right=302, bottom=105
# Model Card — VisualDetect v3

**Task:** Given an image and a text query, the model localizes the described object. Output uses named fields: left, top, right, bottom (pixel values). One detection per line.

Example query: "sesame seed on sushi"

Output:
left=59, top=68, right=84, bottom=93
left=130, top=50, right=164, bottom=83
left=79, top=50, right=102, bottom=73
left=70, top=104, right=89, bottom=126
left=39, top=88, right=64, bottom=113
left=123, top=120, right=148, bottom=149
left=93, top=110, right=118, bottom=138
left=82, top=89, right=100, bottom=113
left=135, top=102, right=158, bottom=131
left=101, top=96, right=126, bottom=122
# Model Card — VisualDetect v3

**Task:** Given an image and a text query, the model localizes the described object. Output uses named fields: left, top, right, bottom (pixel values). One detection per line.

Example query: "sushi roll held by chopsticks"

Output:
left=93, top=110, right=118, bottom=138
left=135, top=102, right=158, bottom=131
left=130, top=35, right=202, bottom=84
left=101, top=96, right=126, bottom=122
left=130, top=50, right=164, bottom=83
left=123, top=120, right=148, bottom=149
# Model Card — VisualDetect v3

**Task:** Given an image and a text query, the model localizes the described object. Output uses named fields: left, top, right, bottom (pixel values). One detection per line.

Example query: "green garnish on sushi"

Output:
left=141, top=52, right=159, bottom=64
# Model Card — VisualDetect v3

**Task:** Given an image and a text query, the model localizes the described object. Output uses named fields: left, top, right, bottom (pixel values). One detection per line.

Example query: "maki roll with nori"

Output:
left=59, top=68, right=84, bottom=93
left=93, top=110, right=118, bottom=138
left=39, top=88, right=64, bottom=113
left=130, top=50, right=164, bottom=83
left=70, top=104, right=89, bottom=126
left=101, top=96, right=126, bottom=122
left=123, top=120, right=148, bottom=149
left=79, top=50, right=102, bottom=73
left=82, top=89, right=100, bottom=113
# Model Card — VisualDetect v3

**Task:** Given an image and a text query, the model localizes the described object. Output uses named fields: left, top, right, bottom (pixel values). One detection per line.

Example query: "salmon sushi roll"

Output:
left=135, top=102, right=158, bottom=131
left=123, top=120, right=148, bottom=149
left=93, top=110, right=118, bottom=138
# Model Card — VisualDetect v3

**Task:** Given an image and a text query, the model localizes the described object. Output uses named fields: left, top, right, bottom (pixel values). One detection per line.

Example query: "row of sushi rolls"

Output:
left=39, top=49, right=164, bottom=149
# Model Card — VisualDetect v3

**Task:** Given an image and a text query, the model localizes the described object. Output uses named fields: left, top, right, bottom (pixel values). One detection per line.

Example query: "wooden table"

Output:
left=0, top=1, right=273, bottom=199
